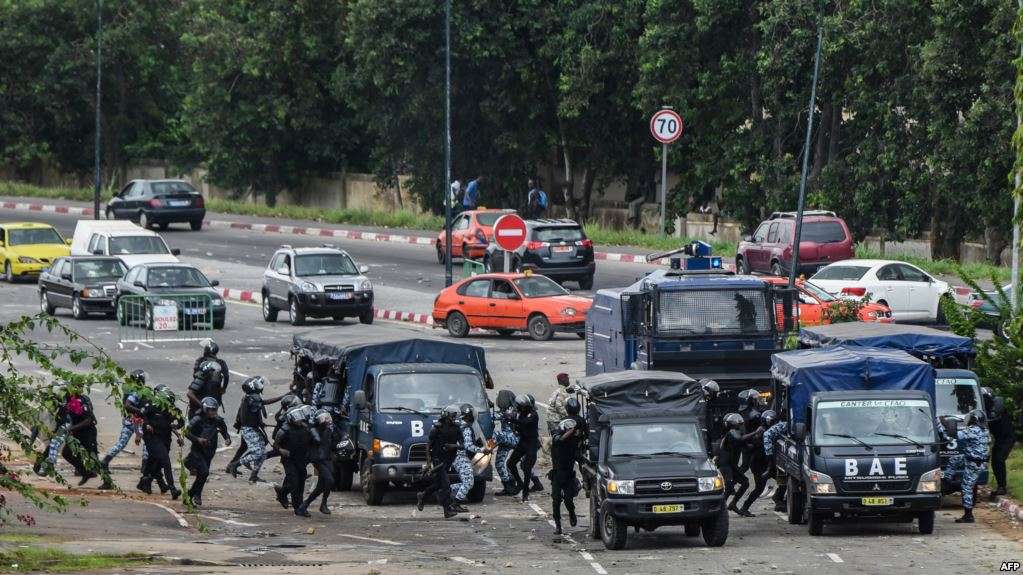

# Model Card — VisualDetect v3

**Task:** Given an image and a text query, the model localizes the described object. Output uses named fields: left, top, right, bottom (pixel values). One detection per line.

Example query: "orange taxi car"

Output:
left=764, top=277, right=893, bottom=327
left=435, top=209, right=516, bottom=263
left=432, top=272, right=591, bottom=340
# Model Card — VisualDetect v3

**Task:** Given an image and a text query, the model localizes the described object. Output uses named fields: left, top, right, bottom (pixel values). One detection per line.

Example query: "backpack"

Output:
left=537, top=190, right=548, bottom=209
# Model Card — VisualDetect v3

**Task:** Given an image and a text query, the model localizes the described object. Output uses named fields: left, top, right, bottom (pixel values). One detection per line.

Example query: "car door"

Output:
left=486, top=279, right=527, bottom=329
left=110, top=182, right=133, bottom=217
left=748, top=223, right=770, bottom=272
left=872, top=264, right=910, bottom=317
left=451, top=215, right=471, bottom=256
left=895, top=263, right=936, bottom=319
left=273, top=254, right=293, bottom=304
left=797, top=288, right=822, bottom=326
left=52, top=259, right=75, bottom=306
left=456, top=278, right=492, bottom=327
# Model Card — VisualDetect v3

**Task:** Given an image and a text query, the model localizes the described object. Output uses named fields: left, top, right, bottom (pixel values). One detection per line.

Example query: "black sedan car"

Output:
left=39, top=256, right=127, bottom=319
left=115, top=263, right=226, bottom=329
left=105, top=179, right=206, bottom=231
left=483, top=218, right=595, bottom=289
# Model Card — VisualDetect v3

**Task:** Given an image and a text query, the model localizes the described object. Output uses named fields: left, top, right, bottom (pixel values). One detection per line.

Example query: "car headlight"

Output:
left=80, top=288, right=104, bottom=298
left=698, top=474, right=724, bottom=493
left=560, top=307, right=577, bottom=317
left=360, top=279, right=373, bottom=291
left=917, top=468, right=942, bottom=493
left=18, top=256, right=40, bottom=264
left=866, top=311, right=877, bottom=319
left=300, top=281, right=319, bottom=293
left=378, top=440, right=401, bottom=459
left=808, top=470, right=835, bottom=495
left=211, top=297, right=224, bottom=306
left=606, top=479, right=634, bottom=496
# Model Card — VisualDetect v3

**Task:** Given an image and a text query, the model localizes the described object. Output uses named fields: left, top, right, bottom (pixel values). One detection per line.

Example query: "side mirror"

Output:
left=209, top=279, right=220, bottom=287
left=65, top=239, right=72, bottom=246
left=171, top=248, right=181, bottom=256
left=359, top=264, right=369, bottom=274
left=792, top=422, right=807, bottom=441
left=353, top=390, right=367, bottom=410
left=483, top=371, right=494, bottom=390
left=133, top=280, right=145, bottom=289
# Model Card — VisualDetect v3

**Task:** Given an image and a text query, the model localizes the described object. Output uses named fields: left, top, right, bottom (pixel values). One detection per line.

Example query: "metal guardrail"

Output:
left=116, top=293, right=214, bottom=344
left=462, top=258, right=486, bottom=278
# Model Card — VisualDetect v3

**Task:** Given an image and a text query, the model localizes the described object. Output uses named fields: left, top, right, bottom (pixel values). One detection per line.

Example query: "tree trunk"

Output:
left=579, top=163, right=596, bottom=224
left=558, top=125, right=576, bottom=220
left=985, top=225, right=1007, bottom=266
left=810, top=102, right=831, bottom=183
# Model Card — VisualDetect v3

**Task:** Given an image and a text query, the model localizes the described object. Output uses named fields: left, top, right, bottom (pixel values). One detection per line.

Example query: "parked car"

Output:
left=736, top=210, right=854, bottom=276
left=435, top=209, right=516, bottom=263
left=70, top=220, right=180, bottom=268
left=0, top=222, right=71, bottom=282
left=762, top=277, right=893, bottom=327
left=432, top=272, right=591, bottom=340
left=261, top=245, right=373, bottom=326
left=809, top=259, right=951, bottom=323
left=39, top=256, right=126, bottom=319
left=968, top=284, right=1012, bottom=339
left=105, top=179, right=206, bottom=231
left=115, top=263, right=225, bottom=329
left=483, top=218, right=595, bottom=290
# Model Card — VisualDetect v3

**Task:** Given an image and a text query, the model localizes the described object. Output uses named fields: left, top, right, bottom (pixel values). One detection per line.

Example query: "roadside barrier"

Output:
left=116, top=293, right=215, bottom=344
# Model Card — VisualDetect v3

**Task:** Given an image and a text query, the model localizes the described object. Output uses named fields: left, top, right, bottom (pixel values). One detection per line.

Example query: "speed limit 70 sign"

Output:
left=650, top=109, right=684, bottom=144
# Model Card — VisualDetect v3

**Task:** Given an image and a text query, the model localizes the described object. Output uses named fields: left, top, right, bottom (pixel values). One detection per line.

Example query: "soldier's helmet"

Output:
left=723, top=412, right=744, bottom=429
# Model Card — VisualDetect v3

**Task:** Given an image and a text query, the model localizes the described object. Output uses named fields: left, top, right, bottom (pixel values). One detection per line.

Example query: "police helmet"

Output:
left=199, top=360, right=222, bottom=380
left=558, top=418, right=577, bottom=433
left=965, top=408, right=987, bottom=427
left=737, top=389, right=762, bottom=411
left=442, top=404, right=461, bottom=421
left=129, top=369, right=147, bottom=386
left=515, top=395, right=532, bottom=410
left=526, top=394, right=536, bottom=408
left=981, top=387, right=994, bottom=400
left=699, top=378, right=720, bottom=397
left=153, top=383, right=169, bottom=394
left=496, top=389, right=516, bottom=411
left=723, top=412, right=744, bottom=429
left=281, top=394, right=300, bottom=409
left=200, top=397, right=219, bottom=412
left=761, top=410, right=778, bottom=427
left=203, top=340, right=219, bottom=357
left=241, top=378, right=255, bottom=394
left=459, top=403, right=475, bottom=422
left=287, top=405, right=312, bottom=425
left=565, top=397, right=581, bottom=416
left=163, top=390, right=177, bottom=403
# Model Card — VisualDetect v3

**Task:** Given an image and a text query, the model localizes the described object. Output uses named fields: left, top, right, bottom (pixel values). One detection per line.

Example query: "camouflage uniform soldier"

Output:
left=946, top=409, right=990, bottom=523
left=545, top=373, right=573, bottom=425
left=450, top=404, right=491, bottom=507
left=494, top=402, right=520, bottom=496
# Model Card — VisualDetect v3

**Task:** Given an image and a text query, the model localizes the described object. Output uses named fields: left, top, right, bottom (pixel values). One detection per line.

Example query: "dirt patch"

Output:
left=978, top=504, right=1023, bottom=545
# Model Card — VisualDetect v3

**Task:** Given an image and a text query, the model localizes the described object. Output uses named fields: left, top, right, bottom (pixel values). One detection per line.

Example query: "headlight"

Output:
left=560, top=307, right=577, bottom=317
left=18, top=256, right=40, bottom=264
left=698, top=474, right=724, bottom=492
left=360, top=279, right=373, bottom=291
left=378, top=440, right=401, bottom=459
left=808, top=470, right=835, bottom=495
left=917, top=468, right=942, bottom=493
left=80, top=288, right=104, bottom=298
left=866, top=311, right=877, bottom=319
left=300, top=281, right=319, bottom=293
left=211, top=298, right=224, bottom=306
left=606, top=479, right=634, bottom=496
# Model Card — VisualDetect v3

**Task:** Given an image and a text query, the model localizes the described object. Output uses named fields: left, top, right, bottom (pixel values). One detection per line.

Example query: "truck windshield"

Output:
left=376, top=372, right=487, bottom=413
left=935, top=378, right=980, bottom=418
left=109, top=235, right=170, bottom=255
left=609, top=422, right=703, bottom=457
left=656, top=288, right=772, bottom=335
left=814, top=399, right=934, bottom=447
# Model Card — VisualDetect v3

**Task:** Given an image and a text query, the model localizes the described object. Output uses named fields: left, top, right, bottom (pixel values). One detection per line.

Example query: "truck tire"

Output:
left=917, top=510, right=935, bottom=535
left=787, top=477, right=805, bottom=525
left=683, top=522, right=701, bottom=537
left=467, top=480, right=487, bottom=503
left=700, top=506, right=729, bottom=547
left=588, top=493, right=601, bottom=540
left=360, top=459, right=385, bottom=505
left=806, top=493, right=824, bottom=536
left=333, top=460, right=354, bottom=492
left=600, top=508, right=628, bottom=550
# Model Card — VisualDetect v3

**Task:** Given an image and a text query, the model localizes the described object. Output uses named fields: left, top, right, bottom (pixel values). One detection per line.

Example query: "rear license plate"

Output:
left=329, top=292, right=352, bottom=300
left=861, top=497, right=893, bottom=506
left=651, top=504, right=684, bottom=514
left=552, top=246, right=573, bottom=253
left=169, top=200, right=190, bottom=207
left=185, top=308, right=206, bottom=315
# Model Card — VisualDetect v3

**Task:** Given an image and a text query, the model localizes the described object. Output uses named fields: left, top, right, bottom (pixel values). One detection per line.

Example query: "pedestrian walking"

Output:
left=984, top=387, right=1015, bottom=500
left=526, top=178, right=548, bottom=219
left=417, top=405, right=461, bottom=518
left=183, top=397, right=231, bottom=507
left=463, top=176, right=482, bottom=211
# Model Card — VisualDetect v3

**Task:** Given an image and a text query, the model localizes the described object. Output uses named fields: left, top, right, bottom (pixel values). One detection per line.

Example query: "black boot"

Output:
left=274, top=485, right=290, bottom=508
left=155, top=476, right=169, bottom=494
left=295, top=504, right=311, bottom=518
left=495, top=480, right=520, bottom=496
left=226, top=461, right=240, bottom=478
left=319, top=500, right=331, bottom=515
left=955, top=508, right=975, bottom=523
left=248, top=471, right=263, bottom=484
left=170, top=488, right=181, bottom=500
left=452, top=501, right=469, bottom=513
left=553, top=520, right=563, bottom=535
left=137, top=476, right=153, bottom=495
left=443, top=506, right=458, bottom=518
left=531, top=476, right=544, bottom=492
left=416, top=491, right=426, bottom=511
left=737, top=504, right=755, bottom=518
left=77, top=471, right=96, bottom=486
left=568, top=507, right=578, bottom=527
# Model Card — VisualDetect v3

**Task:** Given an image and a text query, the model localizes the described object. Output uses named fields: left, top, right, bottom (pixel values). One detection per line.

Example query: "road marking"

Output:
left=524, top=500, right=607, bottom=575
left=451, top=557, right=477, bottom=565
left=774, top=511, right=787, bottom=521
left=198, top=514, right=259, bottom=527
left=585, top=557, right=609, bottom=575
left=144, top=501, right=189, bottom=528
left=827, top=553, right=844, bottom=563
left=580, top=551, right=595, bottom=561
left=252, top=326, right=278, bottom=333
left=528, top=502, right=547, bottom=516
left=134, top=341, right=154, bottom=349
left=229, top=370, right=250, bottom=378
left=336, top=533, right=403, bottom=546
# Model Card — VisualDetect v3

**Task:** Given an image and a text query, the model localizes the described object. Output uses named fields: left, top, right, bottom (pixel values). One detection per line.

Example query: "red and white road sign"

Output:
left=650, top=109, right=684, bottom=144
left=493, top=214, right=528, bottom=252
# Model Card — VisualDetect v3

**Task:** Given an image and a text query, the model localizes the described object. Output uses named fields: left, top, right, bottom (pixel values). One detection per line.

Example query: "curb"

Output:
left=217, top=287, right=434, bottom=326
left=995, top=493, right=1023, bottom=522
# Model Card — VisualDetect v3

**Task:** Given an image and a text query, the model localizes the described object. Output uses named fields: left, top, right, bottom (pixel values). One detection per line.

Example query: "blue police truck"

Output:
left=292, top=334, right=495, bottom=505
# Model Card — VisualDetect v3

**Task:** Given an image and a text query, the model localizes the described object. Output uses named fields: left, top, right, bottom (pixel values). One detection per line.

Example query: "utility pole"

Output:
left=443, top=0, right=453, bottom=286
left=93, top=0, right=102, bottom=220
left=1012, top=0, right=1022, bottom=310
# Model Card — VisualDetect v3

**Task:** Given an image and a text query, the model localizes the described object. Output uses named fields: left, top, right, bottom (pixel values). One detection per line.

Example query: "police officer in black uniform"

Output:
left=138, top=387, right=183, bottom=499
left=183, top=397, right=231, bottom=506
left=550, top=418, right=580, bottom=535
left=984, top=387, right=1016, bottom=500
left=274, top=405, right=313, bottom=514
left=718, top=412, right=750, bottom=515
left=507, top=396, right=541, bottom=502
left=297, top=410, right=337, bottom=516
left=193, top=340, right=229, bottom=392
left=738, top=406, right=772, bottom=517
left=417, top=404, right=461, bottom=518
left=187, top=360, right=224, bottom=419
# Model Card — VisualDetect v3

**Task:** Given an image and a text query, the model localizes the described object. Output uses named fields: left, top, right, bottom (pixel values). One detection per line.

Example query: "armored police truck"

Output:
left=292, top=334, right=495, bottom=505
left=580, top=371, right=727, bottom=550
left=771, top=346, right=942, bottom=536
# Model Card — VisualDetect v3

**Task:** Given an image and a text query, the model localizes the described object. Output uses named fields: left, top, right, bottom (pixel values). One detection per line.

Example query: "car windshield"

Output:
left=610, top=422, right=704, bottom=457
left=73, top=260, right=126, bottom=281
left=150, top=182, right=196, bottom=195
left=533, top=227, right=584, bottom=242
left=801, top=221, right=847, bottom=243
left=814, top=399, right=934, bottom=446
left=514, top=276, right=569, bottom=297
left=812, top=265, right=869, bottom=281
left=475, top=212, right=507, bottom=227
left=935, top=377, right=981, bottom=418
left=8, top=228, right=63, bottom=246
left=109, top=235, right=170, bottom=255
left=294, top=254, right=357, bottom=277
left=146, top=267, right=209, bottom=288
left=800, top=281, right=836, bottom=302
left=376, top=372, right=487, bottom=413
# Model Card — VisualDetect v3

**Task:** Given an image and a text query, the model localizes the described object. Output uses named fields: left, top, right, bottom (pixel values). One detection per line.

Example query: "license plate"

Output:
left=651, top=504, right=684, bottom=514
left=169, top=200, right=190, bottom=207
left=552, top=246, right=573, bottom=253
left=185, top=308, right=206, bottom=315
left=861, top=497, right=893, bottom=506
left=329, top=292, right=352, bottom=300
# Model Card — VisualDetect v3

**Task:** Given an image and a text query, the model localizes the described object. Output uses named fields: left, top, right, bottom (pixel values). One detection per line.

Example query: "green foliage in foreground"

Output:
left=0, top=546, right=151, bottom=573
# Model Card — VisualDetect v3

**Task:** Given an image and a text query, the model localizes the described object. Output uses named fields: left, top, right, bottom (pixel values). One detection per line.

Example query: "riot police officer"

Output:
left=508, top=396, right=541, bottom=502
left=549, top=418, right=580, bottom=535
left=183, top=397, right=231, bottom=506
left=493, top=391, right=521, bottom=496
left=699, top=379, right=722, bottom=445
left=138, top=386, right=183, bottom=499
left=193, top=340, right=229, bottom=395
left=228, top=376, right=285, bottom=483
left=450, top=404, right=490, bottom=509
left=99, top=369, right=148, bottom=489
left=274, top=405, right=313, bottom=514
left=187, top=360, right=224, bottom=419
left=417, top=404, right=461, bottom=518
left=948, top=409, right=990, bottom=523
left=297, top=410, right=337, bottom=516
left=983, top=387, right=1015, bottom=500
left=739, top=408, right=775, bottom=516
left=718, top=412, right=750, bottom=515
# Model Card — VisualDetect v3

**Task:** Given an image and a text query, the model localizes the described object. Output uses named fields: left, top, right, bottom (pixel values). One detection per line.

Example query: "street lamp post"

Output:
left=93, top=0, right=102, bottom=220
left=443, top=0, right=453, bottom=286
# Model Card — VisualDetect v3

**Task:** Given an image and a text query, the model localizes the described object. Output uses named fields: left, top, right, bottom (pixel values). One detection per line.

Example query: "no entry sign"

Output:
left=493, top=214, right=527, bottom=252
left=650, top=109, right=684, bottom=144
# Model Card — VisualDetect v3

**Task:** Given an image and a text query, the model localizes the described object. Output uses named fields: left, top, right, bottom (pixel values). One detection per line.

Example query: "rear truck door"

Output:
left=488, top=279, right=526, bottom=329
left=873, top=264, right=909, bottom=315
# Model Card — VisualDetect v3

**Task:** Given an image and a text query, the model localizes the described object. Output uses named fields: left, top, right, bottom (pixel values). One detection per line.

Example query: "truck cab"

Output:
left=581, top=371, right=727, bottom=550
left=934, top=368, right=986, bottom=493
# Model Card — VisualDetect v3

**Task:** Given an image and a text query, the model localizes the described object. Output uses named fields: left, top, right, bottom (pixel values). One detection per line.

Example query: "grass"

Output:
left=0, top=546, right=151, bottom=573
left=204, top=198, right=444, bottom=230
left=855, top=245, right=1009, bottom=284
left=1005, top=449, right=1023, bottom=500
left=583, top=224, right=737, bottom=256
left=0, top=181, right=113, bottom=203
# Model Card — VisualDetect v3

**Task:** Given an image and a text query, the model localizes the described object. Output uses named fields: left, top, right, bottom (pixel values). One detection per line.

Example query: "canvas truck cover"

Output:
left=772, top=346, right=935, bottom=425
left=581, top=370, right=703, bottom=426
left=799, top=322, right=972, bottom=359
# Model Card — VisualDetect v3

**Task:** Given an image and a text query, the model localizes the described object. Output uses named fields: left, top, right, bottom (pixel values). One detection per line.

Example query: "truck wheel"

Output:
left=787, top=477, right=805, bottom=525
left=917, top=510, right=935, bottom=535
left=467, top=480, right=487, bottom=503
left=588, top=493, right=601, bottom=540
left=806, top=493, right=824, bottom=536
left=528, top=314, right=554, bottom=341
left=333, top=460, right=354, bottom=492
left=600, top=509, right=628, bottom=550
left=684, top=522, right=701, bottom=537
left=360, top=459, right=385, bottom=505
left=700, top=506, right=729, bottom=547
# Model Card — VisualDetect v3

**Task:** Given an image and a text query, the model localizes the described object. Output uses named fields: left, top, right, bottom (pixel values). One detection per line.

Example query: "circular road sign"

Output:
left=650, top=109, right=684, bottom=144
left=493, top=214, right=528, bottom=252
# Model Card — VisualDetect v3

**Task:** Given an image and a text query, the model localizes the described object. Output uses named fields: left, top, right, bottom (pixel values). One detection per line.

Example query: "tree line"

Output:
left=0, top=0, right=1016, bottom=260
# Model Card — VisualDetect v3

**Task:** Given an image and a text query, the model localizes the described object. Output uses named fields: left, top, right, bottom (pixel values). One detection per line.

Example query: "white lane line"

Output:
left=134, top=341, right=154, bottom=349
left=198, top=514, right=259, bottom=527
left=580, top=551, right=595, bottom=561
left=229, top=370, right=250, bottom=378
left=774, top=511, right=787, bottom=521
left=827, top=553, right=844, bottom=563
left=586, top=558, right=609, bottom=575
left=528, top=502, right=547, bottom=516
left=336, top=533, right=403, bottom=546
left=525, top=500, right=607, bottom=575
left=144, top=501, right=189, bottom=528
left=252, top=326, right=278, bottom=333
left=451, top=556, right=477, bottom=565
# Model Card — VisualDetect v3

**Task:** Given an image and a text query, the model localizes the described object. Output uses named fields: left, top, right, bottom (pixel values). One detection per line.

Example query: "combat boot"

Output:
left=319, top=500, right=331, bottom=515
left=495, top=480, right=520, bottom=496
left=568, top=507, right=578, bottom=527
left=443, top=506, right=458, bottom=518
left=295, top=504, right=311, bottom=518
left=136, top=476, right=153, bottom=495
left=416, top=491, right=427, bottom=511
left=955, top=508, right=975, bottom=523
left=226, top=461, right=240, bottom=478
left=531, top=476, right=544, bottom=492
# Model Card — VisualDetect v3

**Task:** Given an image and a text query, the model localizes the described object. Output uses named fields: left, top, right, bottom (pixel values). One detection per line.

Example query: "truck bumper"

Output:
left=812, top=493, right=941, bottom=516
left=369, top=462, right=492, bottom=485
left=601, top=493, right=724, bottom=524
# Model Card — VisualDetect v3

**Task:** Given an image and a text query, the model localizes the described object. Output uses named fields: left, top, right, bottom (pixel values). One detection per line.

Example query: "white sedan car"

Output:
left=809, top=259, right=951, bottom=323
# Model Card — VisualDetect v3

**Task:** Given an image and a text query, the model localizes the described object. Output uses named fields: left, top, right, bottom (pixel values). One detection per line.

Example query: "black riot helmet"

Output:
left=515, top=395, right=532, bottom=411
left=129, top=369, right=147, bottom=386
left=442, top=404, right=461, bottom=422
left=200, top=396, right=219, bottom=414
left=761, top=410, right=778, bottom=427
left=242, top=376, right=266, bottom=394
left=698, top=378, right=719, bottom=398
left=153, top=383, right=169, bottom=395
left=723, top=412, right=744, bottom=430
left=565, top=397, right=581, bottom=416
left=199, top=360, right=222, bottom=381
left=965, top=408, right=987, bottom=428
left=558, top=418, right=577, bottom=433
left=737, top=389, right=762, bottom=411
left=459, top=403, right=475, bottom=423
left=526, top=394, right=536, bottom=408
left=203, top=340, right=219, bottom=357
left=281, top=394, right=300, bottom=410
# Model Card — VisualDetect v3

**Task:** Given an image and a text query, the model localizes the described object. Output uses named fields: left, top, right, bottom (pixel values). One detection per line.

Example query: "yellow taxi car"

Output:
left=0, top=222, right=72, bottom=281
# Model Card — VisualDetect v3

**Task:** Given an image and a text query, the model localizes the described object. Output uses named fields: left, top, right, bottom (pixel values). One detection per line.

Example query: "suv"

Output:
left=106, top=179, right=206, bottom=231
left=261, top=245, right=373, bottom=326
left=483, top=219, right=595, bottom=289
left=736, top=211, right=853, bottom=276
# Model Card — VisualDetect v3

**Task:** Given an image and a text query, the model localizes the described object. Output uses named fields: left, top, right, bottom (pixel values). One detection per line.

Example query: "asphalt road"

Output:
left=2, top=278, right=1021, bottom=574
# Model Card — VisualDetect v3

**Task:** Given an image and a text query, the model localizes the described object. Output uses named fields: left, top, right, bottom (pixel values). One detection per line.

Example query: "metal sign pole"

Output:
left=443, top=0, right=453, bottom=286
left=503, top=250, right=510, bottom=273
left=661, top=143, right=667, bottom=235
